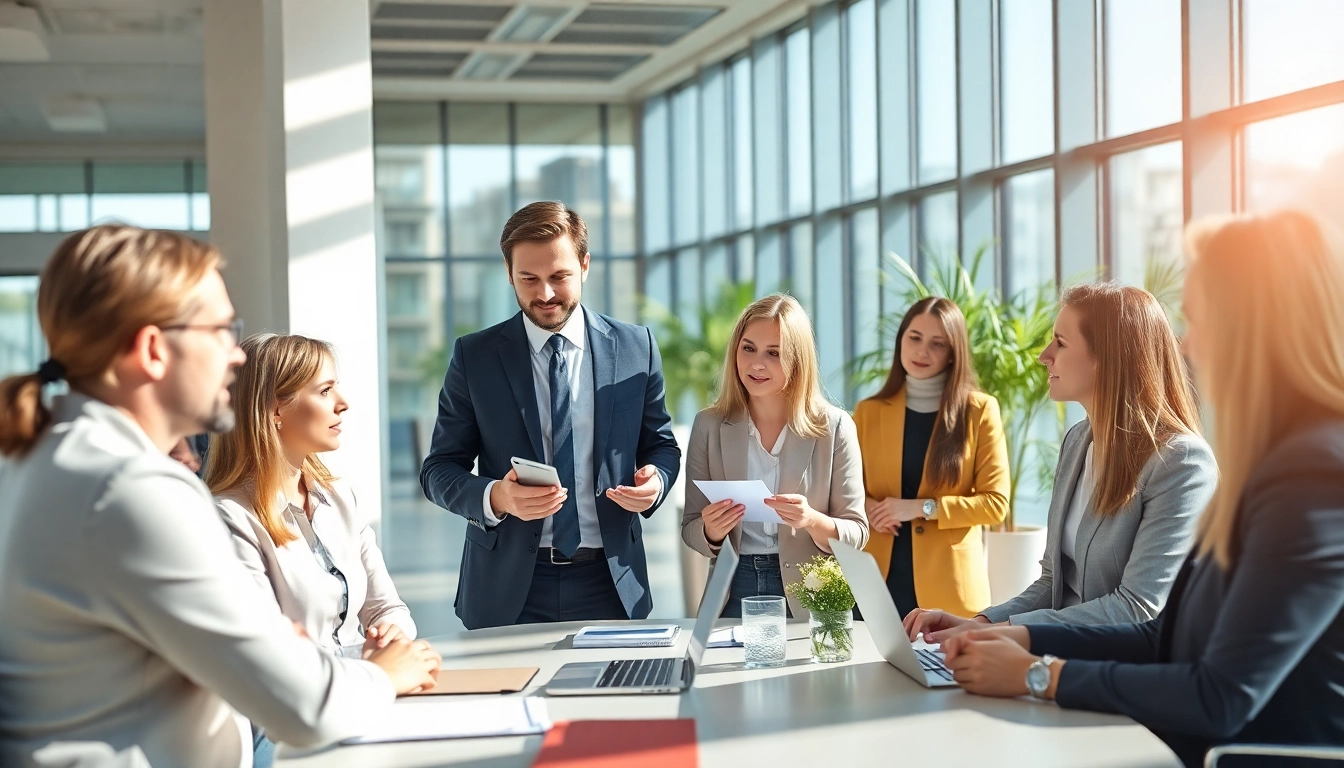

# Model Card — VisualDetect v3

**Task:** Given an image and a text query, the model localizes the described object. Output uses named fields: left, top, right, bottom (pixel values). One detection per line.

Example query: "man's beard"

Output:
left=520, top=294, right=581, bottom=332
left=201, top=396, right=235, bottom=434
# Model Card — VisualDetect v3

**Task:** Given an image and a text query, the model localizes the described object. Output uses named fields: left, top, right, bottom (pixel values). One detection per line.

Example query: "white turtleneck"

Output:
left=904, top=370, right=947, bottom=413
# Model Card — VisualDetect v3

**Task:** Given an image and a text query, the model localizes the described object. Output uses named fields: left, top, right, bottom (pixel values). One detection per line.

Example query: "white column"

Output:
left=203, top=0, right=386, bottom=524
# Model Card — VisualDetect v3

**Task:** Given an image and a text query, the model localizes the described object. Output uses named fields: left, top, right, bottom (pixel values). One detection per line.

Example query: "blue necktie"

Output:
left=548, top=334, right=581, bottom=557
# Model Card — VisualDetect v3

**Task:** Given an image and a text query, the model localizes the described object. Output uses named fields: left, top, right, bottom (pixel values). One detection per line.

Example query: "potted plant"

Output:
left=848, top=249, right=1063, bottom=602
left=786, top=555, right=857, bottom=663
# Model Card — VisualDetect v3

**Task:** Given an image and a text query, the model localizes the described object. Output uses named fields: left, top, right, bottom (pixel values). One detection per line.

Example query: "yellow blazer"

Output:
left=854, top=388, right=1010, bottom=617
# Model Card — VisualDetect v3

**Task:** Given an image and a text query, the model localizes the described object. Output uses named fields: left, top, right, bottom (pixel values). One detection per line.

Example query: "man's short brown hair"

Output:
left=499, top=201, right=589, bottom=267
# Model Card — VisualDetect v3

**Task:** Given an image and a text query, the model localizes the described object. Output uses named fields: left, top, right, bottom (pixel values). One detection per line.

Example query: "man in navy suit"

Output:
left=421, top=201, right=681, bottom=630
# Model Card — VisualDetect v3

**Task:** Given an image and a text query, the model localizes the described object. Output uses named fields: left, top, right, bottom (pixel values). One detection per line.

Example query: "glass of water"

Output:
left=741, top=596, right=787, bottom=668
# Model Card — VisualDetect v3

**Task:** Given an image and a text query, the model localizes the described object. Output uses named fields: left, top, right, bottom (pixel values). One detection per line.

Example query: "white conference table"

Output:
left=277, top=619, right=1181, bottom=768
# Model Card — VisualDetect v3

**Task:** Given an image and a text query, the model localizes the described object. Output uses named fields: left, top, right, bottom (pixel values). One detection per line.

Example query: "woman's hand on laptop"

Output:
left=903, top=608, right=991, bottom=643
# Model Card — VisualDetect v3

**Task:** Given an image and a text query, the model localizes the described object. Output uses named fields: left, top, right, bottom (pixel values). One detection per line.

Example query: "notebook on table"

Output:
left=531, top=719, right=698, bottom=768
left=403, top=666, right=539, bottom=696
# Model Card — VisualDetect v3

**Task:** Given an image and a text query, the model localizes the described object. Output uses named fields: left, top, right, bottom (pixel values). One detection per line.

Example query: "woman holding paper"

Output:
left=854, top=297, right=1010, bottom=619
left=681, top=294, right=869, bottom=618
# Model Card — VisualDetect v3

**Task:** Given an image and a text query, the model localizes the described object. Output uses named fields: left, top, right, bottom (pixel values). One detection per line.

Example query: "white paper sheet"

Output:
left=342, top=696, right=551, bottom=744
left=692, top=480, right=782, bottom=523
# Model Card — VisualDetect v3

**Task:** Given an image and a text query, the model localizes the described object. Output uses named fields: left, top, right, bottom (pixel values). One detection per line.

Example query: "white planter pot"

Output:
left=985, top=526, right=1047, bottom=606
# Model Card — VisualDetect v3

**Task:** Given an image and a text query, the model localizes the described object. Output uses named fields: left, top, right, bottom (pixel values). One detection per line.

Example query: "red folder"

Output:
left=531, top=719, right=699, bottom=768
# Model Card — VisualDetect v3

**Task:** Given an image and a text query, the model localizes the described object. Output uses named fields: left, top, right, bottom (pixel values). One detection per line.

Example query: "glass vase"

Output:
left=808, top=608, right=854, bottom=663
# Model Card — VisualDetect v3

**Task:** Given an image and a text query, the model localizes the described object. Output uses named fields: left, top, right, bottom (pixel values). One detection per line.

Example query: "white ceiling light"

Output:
left=0, top=2, right=50, bottom=62
left=43, top=98, right=108, bottom=133
left=494, top=6, right=572, bottom=43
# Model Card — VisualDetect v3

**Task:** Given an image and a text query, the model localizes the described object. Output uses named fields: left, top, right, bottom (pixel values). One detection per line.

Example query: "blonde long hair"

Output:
left=711, top=294, right=830, bottom=439
left=866, top=297, right=977, bottom=489
left=0, top=225, right=219, bottom=457
left=1062, top=283, right=1202, bottom=516
left=204, top=334, right=337, bottom=546
left=1189, top=210, right=1344, bottom=568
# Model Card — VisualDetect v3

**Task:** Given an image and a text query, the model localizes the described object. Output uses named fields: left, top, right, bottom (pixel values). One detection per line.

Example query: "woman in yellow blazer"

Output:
left=856, top=296, right=1009, bottom=618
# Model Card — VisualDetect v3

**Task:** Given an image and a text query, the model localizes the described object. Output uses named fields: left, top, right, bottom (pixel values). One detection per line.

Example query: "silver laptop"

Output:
left=830, top=540, right=957, bottom=688
left=546, top=540, right=740, bottom=695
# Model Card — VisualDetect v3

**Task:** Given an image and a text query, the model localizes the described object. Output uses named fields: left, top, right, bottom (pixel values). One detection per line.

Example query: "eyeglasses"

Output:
left=161, top=318, right=245, bottom=346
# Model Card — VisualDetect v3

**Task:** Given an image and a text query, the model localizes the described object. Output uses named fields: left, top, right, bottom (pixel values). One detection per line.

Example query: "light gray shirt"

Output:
left=1059, top=443, right=1095, bottom=607
left=739, top=418, right=785, bottom=555
left=0, top=395, right=394, bottom=768
left=481, top=306, right=602, bottom=548
left=216, top=481, right=416, bottom=658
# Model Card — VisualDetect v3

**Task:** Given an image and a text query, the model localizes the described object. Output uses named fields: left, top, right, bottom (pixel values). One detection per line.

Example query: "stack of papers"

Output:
left=692, top=480, right=783, bottom=523
left=707, top=626, right=743, bottom=648
left=343, top=696, right=551, bottom=744
left=573, top=624, right=681, bottom=648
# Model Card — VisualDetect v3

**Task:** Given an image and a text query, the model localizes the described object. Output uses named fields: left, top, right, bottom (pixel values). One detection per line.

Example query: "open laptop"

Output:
left=830, top=540, right=957, bottom=688
left=546, top=540, right=740, bottom=695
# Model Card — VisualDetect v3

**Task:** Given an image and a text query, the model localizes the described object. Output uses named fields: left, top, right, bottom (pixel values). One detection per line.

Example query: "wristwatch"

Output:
left=1026, top=654, right=1059, bottom=699
left=921, top=499, right=936, bottom=519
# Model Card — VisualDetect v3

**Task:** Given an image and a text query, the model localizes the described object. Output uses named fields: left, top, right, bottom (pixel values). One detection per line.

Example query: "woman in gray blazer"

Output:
left=937, top=210, right=1344, bottom=768
left=906, top=283, right=1216, bottom=641
left=682, top=295, right=868, bottom=619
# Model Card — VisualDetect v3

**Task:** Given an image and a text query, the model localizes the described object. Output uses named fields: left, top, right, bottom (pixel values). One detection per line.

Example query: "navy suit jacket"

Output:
left=420, top=309, right=681, bottom=630
left=1029, top=418, right=1344, bottom=768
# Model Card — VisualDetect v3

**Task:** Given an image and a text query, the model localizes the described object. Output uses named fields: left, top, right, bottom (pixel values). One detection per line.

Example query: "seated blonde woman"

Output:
left=206, top=334, right=416, bottom=659
left=681, top=294, right=869, bottom=618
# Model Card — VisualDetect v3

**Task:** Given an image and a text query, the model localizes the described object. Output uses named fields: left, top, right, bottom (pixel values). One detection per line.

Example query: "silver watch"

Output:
left=921, top=499, right=936, bottom=519
left=1026, top=654, right=1058, bottom=699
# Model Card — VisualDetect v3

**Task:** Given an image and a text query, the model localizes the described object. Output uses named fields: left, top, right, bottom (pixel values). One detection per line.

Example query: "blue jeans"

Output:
left=251, top=723, right=275, bottom=768
left=720, top=554, right=791, bottom=618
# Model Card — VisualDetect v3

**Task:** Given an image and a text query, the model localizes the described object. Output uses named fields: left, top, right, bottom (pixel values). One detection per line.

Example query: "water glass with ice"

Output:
left=741, top=595, right=787, bottom=668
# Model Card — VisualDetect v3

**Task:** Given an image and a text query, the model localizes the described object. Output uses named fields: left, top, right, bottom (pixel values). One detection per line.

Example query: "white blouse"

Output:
left=1059, top=443, right=1095, bottom=608
left=216, top=480, right=416, bottom=657
left=739, top=418, right=787, bottom=555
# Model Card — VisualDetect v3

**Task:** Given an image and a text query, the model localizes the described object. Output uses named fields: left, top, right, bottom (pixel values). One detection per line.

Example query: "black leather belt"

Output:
left=537, top=547, right=604, bottom=565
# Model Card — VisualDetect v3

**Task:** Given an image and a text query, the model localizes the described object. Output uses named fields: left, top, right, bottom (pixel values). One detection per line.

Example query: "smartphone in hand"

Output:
left=510, top=457, right=563, bottom=488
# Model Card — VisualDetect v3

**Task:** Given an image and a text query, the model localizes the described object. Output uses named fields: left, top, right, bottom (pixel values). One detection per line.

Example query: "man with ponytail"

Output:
left=0, top=225, right=439, bottom=768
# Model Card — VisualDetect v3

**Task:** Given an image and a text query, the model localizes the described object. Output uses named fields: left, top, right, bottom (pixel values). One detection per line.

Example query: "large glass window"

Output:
left=1000, top=0, right=1054, bottom=164
left=785, top=27, right=813, bottom=217
left=516, top=105, right=604, bottom=253
left=846, top=0, right=879, bottom=201
left=788, top=222, right=814, bottom=315
left=850, top=207, right=881, bottom=398
left=0, top=276, right=42, bottom=380
left=730, top=57, right=755, bottom=231
left=701, top=67, right=729, bottom=239
left=1245, top=103, right=1344, bottom=232
left=374, top=102, right=445, bottom=259
left=641, top=96, right=671, bottom=254
left=670, top=86, right=701, bottom=246
left=917, top=191, right=959, bottom=268
left=753, top=38, right=783, bottom=226
left=1242, top=0, right=1344, bottom=104
left=608, top=106, right=637, bottom=255
left=1104, top=0, right=1182, bottom=138
left=916, top=0, right=957, bottom=183
left=448, top=103, right=511, bottom=257
left=1003, top=169, right=1056, bottom=297
left=1110, top=142, right=1183, bottom=288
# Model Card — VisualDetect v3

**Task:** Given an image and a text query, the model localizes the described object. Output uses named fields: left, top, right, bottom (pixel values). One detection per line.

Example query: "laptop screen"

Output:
left=685, top=540, right=740, bottom=671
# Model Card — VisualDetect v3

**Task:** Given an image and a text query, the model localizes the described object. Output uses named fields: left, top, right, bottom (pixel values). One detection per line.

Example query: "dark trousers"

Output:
left=720, top=554, right=792, bottom=619
left=515, top=551, right=628, bottom=624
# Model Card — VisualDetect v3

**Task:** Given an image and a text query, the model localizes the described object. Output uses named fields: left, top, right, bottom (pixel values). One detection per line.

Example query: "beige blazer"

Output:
left=681, top=405, right=869, bottom=617
left=216, top=480, right=415, bottom=657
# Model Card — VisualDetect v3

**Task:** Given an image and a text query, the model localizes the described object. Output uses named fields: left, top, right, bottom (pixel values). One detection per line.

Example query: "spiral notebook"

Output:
left=343, top=696, right=551, bottom=744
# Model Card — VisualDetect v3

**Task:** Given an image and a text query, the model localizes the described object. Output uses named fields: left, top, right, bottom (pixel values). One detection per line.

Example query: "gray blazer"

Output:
left=980, top=419, right=1217, bottom=626
left=681, top=405, right=869, bottom=618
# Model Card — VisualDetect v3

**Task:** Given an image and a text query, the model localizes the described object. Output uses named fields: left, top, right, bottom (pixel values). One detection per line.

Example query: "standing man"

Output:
left=421, top=201, right=681, bottom=629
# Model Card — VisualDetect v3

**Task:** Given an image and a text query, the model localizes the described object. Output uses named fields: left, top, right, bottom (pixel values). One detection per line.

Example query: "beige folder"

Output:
left=403, top=666, right=539, bottom=696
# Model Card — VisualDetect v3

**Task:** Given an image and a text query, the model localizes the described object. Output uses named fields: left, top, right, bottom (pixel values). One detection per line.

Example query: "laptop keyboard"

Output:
left=916, top=648, right=955, bottom=681
left=596, top=658, right=676, bottom=689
